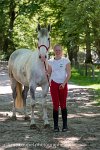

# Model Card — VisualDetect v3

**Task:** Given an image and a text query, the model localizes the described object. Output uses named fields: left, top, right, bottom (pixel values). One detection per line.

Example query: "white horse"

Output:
left=8, top=24, right=51, bottom=129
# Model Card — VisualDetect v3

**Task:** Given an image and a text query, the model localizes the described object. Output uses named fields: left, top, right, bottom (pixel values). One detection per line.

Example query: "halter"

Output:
left=38, top=45, right=48, bottom=52
left=38, top=38, right=50, bottom=52
left=38, top=39, right=50, bottom=84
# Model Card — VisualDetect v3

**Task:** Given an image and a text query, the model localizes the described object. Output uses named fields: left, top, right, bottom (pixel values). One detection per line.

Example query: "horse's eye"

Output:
left=39, top=55, right=41, bottom=59
left=38, top=38, right=39, bottom=41
left=48, top=38, right=50, bottom=41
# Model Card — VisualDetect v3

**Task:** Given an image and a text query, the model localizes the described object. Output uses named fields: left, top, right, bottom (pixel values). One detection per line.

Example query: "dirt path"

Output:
left=0, top=64, right=100, bottom=150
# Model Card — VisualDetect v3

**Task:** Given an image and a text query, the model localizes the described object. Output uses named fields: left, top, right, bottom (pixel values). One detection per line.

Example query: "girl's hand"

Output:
left=59, top=83, right=65, bottom=89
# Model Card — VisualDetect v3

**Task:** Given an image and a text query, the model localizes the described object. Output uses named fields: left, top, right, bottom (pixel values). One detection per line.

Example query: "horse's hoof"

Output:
left=11, top=116, right=17, bottom=120
left=30, top=124, right=37, bottom=129
left=44, top=124, right=50, bottom=129
left=24, top=116, right=30, bottom=120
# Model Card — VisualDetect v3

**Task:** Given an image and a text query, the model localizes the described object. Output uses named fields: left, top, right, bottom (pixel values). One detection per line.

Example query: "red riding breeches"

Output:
left=50, top=80, right=68, bottom=111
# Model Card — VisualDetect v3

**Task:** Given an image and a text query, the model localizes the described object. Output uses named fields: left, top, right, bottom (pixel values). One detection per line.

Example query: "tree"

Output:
left=43, top=0, right=100, bottom=63
left=0, top=0, right=45, bottom=59
left=3, top=0, right=16, bottom=56
left=91, top=0, right=100, bottom=60
left=0, top=0, right=99, bottom=62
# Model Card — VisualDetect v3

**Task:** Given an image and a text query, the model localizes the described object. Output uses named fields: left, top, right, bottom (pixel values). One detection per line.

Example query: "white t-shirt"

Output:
left=48, top=57, right=70, bottom=83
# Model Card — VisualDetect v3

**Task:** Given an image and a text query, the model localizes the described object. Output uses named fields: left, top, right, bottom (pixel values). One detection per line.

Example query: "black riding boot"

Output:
left=53, top=109, right=59, bottom=132
left=61, top=108, right=68, bottom=132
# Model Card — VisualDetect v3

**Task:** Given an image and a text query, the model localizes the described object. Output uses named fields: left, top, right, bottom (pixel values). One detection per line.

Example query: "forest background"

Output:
left=0, top=0, right=100, bottom=104
left=0, top=0, right=100, bottom=62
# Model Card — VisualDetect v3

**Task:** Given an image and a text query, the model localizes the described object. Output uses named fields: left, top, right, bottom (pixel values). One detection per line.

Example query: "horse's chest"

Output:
left=34, top=71, right=46, bottom=85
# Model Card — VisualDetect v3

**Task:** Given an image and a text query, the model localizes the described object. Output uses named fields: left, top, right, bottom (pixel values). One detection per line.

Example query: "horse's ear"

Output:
left=37, top=24, right=41, bottom=31
left=48, top=24, right=51, bottom=32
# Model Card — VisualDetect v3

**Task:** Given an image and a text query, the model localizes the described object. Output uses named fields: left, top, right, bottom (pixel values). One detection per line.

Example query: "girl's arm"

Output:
left=59, top=63, right=71, bottom=89
left=46, top=63, right=52, bottom=77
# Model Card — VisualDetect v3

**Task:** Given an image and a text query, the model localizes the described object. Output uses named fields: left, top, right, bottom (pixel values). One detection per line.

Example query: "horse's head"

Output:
left=37, top=24, right=51, bottom=62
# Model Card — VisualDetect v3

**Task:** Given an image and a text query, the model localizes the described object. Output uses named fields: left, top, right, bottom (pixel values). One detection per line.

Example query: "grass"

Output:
left=70, top=67, right=100, bottom=86
left=70, top=67, right=100, bottom=105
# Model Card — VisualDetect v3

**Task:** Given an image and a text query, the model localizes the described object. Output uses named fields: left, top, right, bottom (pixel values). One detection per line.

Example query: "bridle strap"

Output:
left=44, top=61, right=50, bottom=84
left=38, top=45, right=48, bottom=51
left=38, top=40, right=50, bottom=85
left=38, top=39, right=50, bottom=52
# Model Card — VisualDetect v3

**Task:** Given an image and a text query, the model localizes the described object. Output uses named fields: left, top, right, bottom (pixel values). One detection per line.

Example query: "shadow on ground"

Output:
left=0, top=88, right=100, bottom=150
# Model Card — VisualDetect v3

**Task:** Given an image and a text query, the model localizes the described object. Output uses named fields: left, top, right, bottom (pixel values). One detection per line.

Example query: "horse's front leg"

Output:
left=42, top=84, right=50, bottom=127
left=30, top=85, right=36, bottom=129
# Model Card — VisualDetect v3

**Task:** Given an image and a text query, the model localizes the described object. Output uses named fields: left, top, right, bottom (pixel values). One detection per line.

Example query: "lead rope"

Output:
left=43, top=61, right=50, bottom=85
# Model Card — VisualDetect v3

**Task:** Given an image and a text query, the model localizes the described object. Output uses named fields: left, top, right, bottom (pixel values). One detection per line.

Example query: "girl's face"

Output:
left=54, top=45, right=62, bottom=57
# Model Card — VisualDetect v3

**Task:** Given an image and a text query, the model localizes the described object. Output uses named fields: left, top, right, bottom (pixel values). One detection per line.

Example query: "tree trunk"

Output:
left=67, top=33, right=79, bottom=65
left=85, top=20, right=92, bottom=64
left=73, top=45, right=79, bottom=65
left=92, top=20, right=100, bottom=61
left=3, top=0, right=16, bottom=54
left=95, top=39, right=100, bottom=60
left=67, top=44, right=73, bottom=63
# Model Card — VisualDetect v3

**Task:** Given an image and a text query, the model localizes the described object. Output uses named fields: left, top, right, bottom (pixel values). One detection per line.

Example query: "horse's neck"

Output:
left=30, top=50, right=48, bottom=68
left=38, top=58, right=48, bottom=70
left=31, top=50, right=39, bottom=61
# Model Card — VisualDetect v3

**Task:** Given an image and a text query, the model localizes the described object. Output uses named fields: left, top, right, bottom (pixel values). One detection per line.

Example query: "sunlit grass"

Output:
left=70, top=67, right=100, bottom=105
left=71, top=67, right=100, bottom=87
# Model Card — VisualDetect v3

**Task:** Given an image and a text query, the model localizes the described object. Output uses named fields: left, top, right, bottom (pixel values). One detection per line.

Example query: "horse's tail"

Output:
left=15, top=82, right=24, bottom=108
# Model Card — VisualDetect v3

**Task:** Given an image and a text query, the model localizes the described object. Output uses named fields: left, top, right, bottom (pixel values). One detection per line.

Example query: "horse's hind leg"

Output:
left=22, top=86, right=30, bottom=120
left=11, top=78, right=17, bottom=120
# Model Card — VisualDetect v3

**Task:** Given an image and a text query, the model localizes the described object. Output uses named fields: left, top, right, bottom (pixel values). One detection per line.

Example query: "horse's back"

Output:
left=9, top=49, right=32, bottom=63
left=8, top=49, right=34, bottom=84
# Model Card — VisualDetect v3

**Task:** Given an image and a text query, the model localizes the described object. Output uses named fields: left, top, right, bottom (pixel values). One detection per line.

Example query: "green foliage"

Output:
left=0, top=0, right=100, bottom=61
left=13, top=16, right=37, bottom=50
